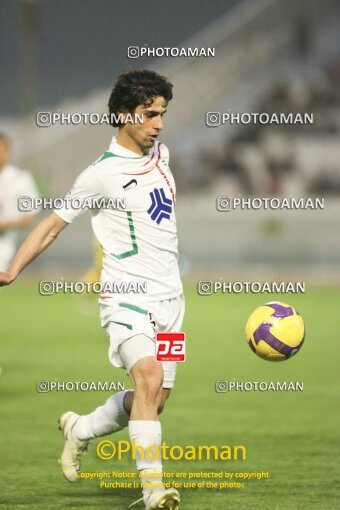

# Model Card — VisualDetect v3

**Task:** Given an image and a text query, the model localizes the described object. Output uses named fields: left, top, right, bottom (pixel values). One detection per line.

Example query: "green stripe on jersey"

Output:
left=94, top=151, right=117, bottom=164
left=111, top=212, right=138, bottom=259
left=94, top=151, right=143, bottom=164
left=118, top=303, right=148, bottom=315
left=109, top=320, right=133, bottom=331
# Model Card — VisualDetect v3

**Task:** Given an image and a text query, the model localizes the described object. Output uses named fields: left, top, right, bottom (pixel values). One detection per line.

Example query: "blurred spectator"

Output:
left=0, top=134, right=40, bottom=271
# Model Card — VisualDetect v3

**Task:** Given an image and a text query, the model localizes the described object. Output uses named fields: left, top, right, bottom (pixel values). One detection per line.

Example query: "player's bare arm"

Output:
left=0, top=213, right=68, bottom=286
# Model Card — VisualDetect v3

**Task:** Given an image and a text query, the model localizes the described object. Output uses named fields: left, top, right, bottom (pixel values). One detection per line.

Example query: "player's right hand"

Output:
left=0, top=272, right=15, bottom=287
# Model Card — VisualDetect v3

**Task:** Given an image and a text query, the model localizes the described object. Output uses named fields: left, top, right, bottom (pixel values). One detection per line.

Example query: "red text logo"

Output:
left=155, top=332, right=186, bottom=362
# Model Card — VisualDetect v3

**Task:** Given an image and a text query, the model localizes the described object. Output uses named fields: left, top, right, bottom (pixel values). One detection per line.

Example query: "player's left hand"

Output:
left=0, top=272, right=16, bottom=287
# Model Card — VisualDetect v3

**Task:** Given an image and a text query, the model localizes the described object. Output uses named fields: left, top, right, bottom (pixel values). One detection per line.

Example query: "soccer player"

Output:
left=0, top=134, right=39, bottom=271
left=0, top=69, right=184, bottom=510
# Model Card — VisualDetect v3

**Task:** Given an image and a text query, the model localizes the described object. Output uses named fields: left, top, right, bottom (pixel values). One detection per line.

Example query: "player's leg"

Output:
left=67, top=328, right=172, bottom=441
left=58, top=295, right=183, bottom=507
left=125, top=296, right=184, bottom=509
left=123, top=349, right=179, bottom=510
left=57, top=299, right=146, bottom=481
left=58, top=370, right=172, bottom=482
left=58, top=365, right=172, bottom=482
left=58, top=388, right=132, bottom=482
left=128, top=295, right=185, bottom=509
left=70, top=389, right=132, bottom=439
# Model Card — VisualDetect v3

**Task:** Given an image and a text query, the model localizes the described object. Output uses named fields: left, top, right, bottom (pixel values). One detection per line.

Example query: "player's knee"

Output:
left=142, top=372, right=163, bottom=402
left=133, top=359, right=163, bottom=402
left=137, top=378, right=163, bottom=405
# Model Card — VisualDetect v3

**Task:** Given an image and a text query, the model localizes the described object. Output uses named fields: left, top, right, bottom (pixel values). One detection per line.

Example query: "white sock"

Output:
left=72, top=390, right=130, bottom=440
left=128, top=420, right=164, bottom=499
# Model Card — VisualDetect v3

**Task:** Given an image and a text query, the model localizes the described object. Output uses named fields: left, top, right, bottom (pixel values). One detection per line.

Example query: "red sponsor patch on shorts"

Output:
left=155, top=332, right=186, bottom=362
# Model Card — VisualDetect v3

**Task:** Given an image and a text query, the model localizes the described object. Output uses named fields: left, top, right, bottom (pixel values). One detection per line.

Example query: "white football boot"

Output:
left=129, top=488, right=180, bottom=510
left=58, top=411, right=89, bottom=482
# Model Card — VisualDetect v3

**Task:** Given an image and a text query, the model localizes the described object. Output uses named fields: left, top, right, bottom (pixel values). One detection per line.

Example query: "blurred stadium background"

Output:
left=1, top=0, right=340, bottom=282
left=1, top=2, right=340, bottom=510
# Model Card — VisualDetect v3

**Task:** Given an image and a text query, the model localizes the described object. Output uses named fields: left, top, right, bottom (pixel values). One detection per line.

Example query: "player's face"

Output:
left=0, top=139, right=10, bottom=170
left=121, top=96, right=167, bottom=155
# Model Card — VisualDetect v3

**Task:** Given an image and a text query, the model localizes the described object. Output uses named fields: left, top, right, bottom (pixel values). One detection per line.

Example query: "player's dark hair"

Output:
left=108, top=69, right=173, bottom=127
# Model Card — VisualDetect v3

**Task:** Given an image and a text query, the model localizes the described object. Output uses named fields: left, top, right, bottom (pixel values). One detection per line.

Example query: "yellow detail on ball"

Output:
left=245, top=301, right=305, bottom=361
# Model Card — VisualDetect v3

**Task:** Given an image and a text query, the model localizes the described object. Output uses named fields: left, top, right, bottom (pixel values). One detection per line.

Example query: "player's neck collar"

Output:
left=109, top=136, right=146, bottom=159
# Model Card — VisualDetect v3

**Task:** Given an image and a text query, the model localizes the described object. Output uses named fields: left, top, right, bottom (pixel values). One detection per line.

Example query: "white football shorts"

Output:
left=99, top=293, right=185, bottom=389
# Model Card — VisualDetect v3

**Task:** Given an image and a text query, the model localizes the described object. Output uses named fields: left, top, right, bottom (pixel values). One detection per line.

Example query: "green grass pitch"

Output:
left=0, top=282, right=339, bottom=509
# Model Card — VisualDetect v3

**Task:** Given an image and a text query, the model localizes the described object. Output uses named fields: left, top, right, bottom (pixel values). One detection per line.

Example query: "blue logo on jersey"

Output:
left=147, top=187, right=172, bottom=225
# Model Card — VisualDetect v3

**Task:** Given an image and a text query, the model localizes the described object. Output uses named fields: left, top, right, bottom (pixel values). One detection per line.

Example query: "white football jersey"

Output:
left=54, top=137, right=183, bottom=301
